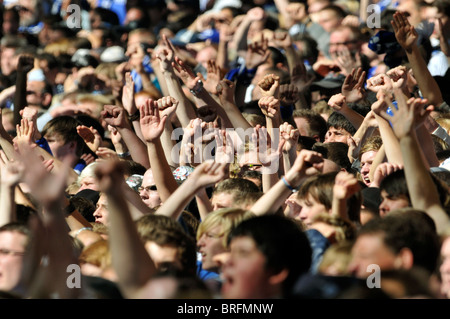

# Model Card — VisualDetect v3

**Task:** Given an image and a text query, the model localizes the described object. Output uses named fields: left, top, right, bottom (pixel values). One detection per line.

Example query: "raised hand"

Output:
left=14, top=118, right=36, bottom=149
left=272, top=30, right=293, bottom=49
left=391, top=11, right=418, bottom=53
left=94, top=159, right=127, bottom=196
left=291, top=62, right=315, bottom=93
left=216, top=79, right=236, bottom=104
left=139, top=98, right=168, bottom=143
left=101, top=105, right=129, bottom=129
left=386, top=65, right=408, bottom=89
left=279, top=84, right=299, bottom=106
left=77, top=125, right=102, bottom=153
left=286, top=149, right=324, bottom=186
left=172, top=56, right=200, bottom=90
left=366, top=73, right=393, bottom=93
left=214, top=129, right=234, bottom=164
left=279, top=122, right=299, bottom=153
left=122, top=72, right=136, bottom=115
left=379, top=88, right=434, bottom=140
left=189, top=159, right=228, bottom=190
left=258, top=74, right=280, bottom=98
left=333, top=171, right=360, bottom=200
left=155, top=96, right=178, bottom=121
left=258, top=96, right=280, bottom=118
left=371, top=90, right=390, bottom=116
left=200, top=60, right=222, bottom=95
left=95, top=147, right=120, bottom=161
left=17, top=54, right=35, bottom=73
left=331, top=47, right=362, bottom=76
left=328, top=93, right=348, bottom=113
left=245, top=34, right=270, bottom=70
left=342, top=67, right=366, bottom=103
left=0, top=150, right=24, bottom=187
left=370, top=162, right=403, bottom=188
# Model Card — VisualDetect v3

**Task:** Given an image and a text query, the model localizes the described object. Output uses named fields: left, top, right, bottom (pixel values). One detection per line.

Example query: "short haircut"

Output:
left=358, top=209, right=440, bottom=274
left=0, top=222, right=31, bottom=247
left=327, top=112, right=357, bottom=135
left=319, top=4, right=347, bottom=18
left=197, top=208, right=255, bottom=248
left=293, top=109, right=328, bottom=142
left=212, top=178, right=260, bottom=197
left=297, top=172, right=361, bottom=224
left=312, top=142, right=352, bottom=171
left=359, top=135, right=383, bottom=160
left=227, top=215, right=312, bottom=297
left=41, top=115, right=85, bottom=157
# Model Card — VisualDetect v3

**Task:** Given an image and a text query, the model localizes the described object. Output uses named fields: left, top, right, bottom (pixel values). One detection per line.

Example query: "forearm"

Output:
left=339, top=107, right=365, bottom=131
left=369, top=144, right=386, bottom=184
left=163, top=71, right=197, bottom=128
left=161, top=122, right=177, bottom=168
left=195, top=188, right=213, bottom=221
left=14, top=73, right=27, bottom=126
left=0, top=184, right=16, bottom=227
left=406, top=47, right=444, bottom=107
left=122, top=183, right=154, bottom=220
left=138, top=71, right=162, bottom=99
left=399, top=134, right=450, bottom=233
left=416, top=124, right=440, bottom=168
left=117, top=126, right=150, bottom=169
left=331, top=196, right=349, bottom=221
left=107, top=190, right=156, bottom=297
left=375, top=114, right=403, bottom=165
left=251, top=178, right=292, bottom=216
left=155, top=178, right=199, bottom=220
left=147, top=140, right=179, bottom=202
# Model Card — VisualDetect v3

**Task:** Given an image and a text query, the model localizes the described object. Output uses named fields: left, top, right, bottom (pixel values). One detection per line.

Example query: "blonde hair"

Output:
left=196, top=208, right=255, bottom=248
left=318, top=240, right=353, bottom=276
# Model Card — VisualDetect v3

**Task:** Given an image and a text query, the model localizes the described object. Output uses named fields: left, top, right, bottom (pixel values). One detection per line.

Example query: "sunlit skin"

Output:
left=324, top=127, right=352, bottom=143
left=0, top=231, right=27, bottom=291
left=379, top=190, right=410, bottom=217
left=197, top=225, right=226, bottom=272
left=360, top=151, right=377, bottom=186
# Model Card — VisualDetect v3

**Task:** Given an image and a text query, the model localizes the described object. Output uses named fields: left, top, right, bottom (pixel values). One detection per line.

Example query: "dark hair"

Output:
left=319, top=4, right=347, bottom=18
left=41, top=116, right=85, bottom=157
left=227, top=215, right=312, bottom=297
left=312, top=142, right=352, bottom=172
left=291, top=34, right=319, bottom=65
left=0, top=222, right=31, bottom=246
left=93, top=7, right=120, bottom=27
left=358, top=210, right=440, bottom=274
left=293, top=109, right=328, bottom=142
left=379, top=169, right=410, bottom=202
left=327, top=112, right=357, bottom=135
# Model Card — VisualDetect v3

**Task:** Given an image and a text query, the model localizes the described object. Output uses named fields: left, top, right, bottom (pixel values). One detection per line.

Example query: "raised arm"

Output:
left=95, top=160, right=156, bottom=298
left=101, top=104, right=150, bottom=169
left=379, top=87, right=450, bottom=234
left=391, top=11, right=444, bottom=107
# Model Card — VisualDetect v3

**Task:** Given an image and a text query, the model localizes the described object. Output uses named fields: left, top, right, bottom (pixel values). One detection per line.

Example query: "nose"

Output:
left=379, top=200, right=389, bottom=216
left=197, top=234, right=206, bottom=247
left=93, top=207, right=101, bottom=217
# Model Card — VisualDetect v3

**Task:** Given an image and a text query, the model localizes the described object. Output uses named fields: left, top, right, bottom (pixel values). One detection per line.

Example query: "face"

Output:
left=78, top=176, right=99, bottom=192
left=144, top=242, right=183, bottom=272
left=317, top=9, right=342, bottom=33
left=379, top=190, right=410, bottom=217
left=3, top=10, right=19, bottom=34
left=1, top=47, right=17, bottom=76
left=44, top=133, right=76, bottom=161
left=221, top=236, right=273, bottom=299
left=211, top=192, right=234, bottom=211
left=93, top=193, right=110, bottom=225
left=360, top=151, right=377, bottom=186
left=324, top=127, right=351, bottom=144
left=139, top=170, right=161, bottom=209
left=329, top=29, right=359, bottom=56
left=26, top=80, right=47, bottom=108
left=298, top=194, right=329, bottom=228
left=440, top=237, right=450, bottom=298
left=347, top=233, right=398, bottom=278
left=0, top=231, right=27, bottom=291
left=197, top=225, right=226, bottom=271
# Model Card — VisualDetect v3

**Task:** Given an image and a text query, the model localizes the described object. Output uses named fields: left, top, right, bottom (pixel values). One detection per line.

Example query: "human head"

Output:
left=329, top=25, right=364, bottom=57
left=222, top=215, right=312, bottom=298
left=41, top=116, right=85, bottom=161
left=142, top=227, right=197, bottom=277
left=297, top=172, right=361, bottom=227
left=0, top=222, right=31, bottom=292
left=139, top=169, right=162, bottom=209
left=93, top=192, right=110, bottom=226
left=358, top=136, right=383, bottom=186
left=292, top=109, right=328, bottom=142
left=77, top=162, right=101, bottom=192
left=317, top=4, right=346, bottom=33
left=348, top=209, right=440, bottom=279
left=26, top=78, right=53, bottom=110
left=197, top=208, right=254, bottom=272
left=324, top=112, right=356, bottom=143
left=312, top=142, right=352, bottom=172
left=211, top=178, right=260, bottom=211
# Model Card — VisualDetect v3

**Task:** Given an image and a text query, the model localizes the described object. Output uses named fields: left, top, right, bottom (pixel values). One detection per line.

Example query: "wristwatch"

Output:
left=190, top=80, right=204, bottom=97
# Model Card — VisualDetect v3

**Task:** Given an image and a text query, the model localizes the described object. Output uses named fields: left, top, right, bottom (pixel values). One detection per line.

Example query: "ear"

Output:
left=268, top=268, right=289, bottom=286
left=42, top=92, right=52, bottom=107
left=394, top=247, right=414, bottom=270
